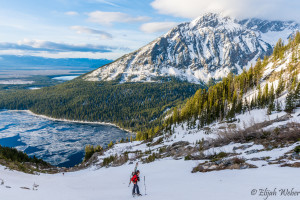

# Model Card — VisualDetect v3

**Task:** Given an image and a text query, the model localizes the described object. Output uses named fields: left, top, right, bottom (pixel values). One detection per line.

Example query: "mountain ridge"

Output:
left=84, top=13, right=299, bottom=84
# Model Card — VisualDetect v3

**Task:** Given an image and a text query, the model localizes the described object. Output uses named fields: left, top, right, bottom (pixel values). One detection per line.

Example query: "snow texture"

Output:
left=1, top=152, right=299, bottom=200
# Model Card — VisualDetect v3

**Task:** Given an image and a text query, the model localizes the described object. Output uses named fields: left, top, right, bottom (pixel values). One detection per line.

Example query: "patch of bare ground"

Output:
left=191, top=120, right=300, bottom=173
left=192, top=157, right=257, bottom=173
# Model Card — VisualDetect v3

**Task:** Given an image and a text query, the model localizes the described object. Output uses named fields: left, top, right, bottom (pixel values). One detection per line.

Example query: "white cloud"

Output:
left=151, top=0, right=300, bottom=22
left=70, top=26, right=113, bottom=39
left=0, top=39, right=116, bottom=53
left=65, top=11, right=79, bottom=16
left=140, top=22, right=178, bottom=33
left=87, top=11, right=151, bottom=25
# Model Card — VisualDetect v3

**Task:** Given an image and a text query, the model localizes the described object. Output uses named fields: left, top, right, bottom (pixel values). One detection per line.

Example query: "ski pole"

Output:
left=144, top=176, right=147, bottom=195
left=128, top=175, right=131, bottom=187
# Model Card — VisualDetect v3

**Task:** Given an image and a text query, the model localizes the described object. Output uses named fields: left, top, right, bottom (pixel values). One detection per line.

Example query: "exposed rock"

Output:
left=291, top=152, right=300, bottom=160
left=281, top=162, right=300, bottom=168
left=192, top=157, right=257, bottom=173
left=171, top=141, right=190, bottom=148
left=245, top=149, right=259, bottom=155
left=292, top=162, right=300, bottom=167
left=233, top=144, right=253, bottom=151
left=228, top=164, right=240, bottom=170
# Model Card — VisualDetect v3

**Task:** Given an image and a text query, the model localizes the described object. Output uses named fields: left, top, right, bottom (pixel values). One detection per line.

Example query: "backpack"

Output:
left=131, top=173, right=140, bottom=183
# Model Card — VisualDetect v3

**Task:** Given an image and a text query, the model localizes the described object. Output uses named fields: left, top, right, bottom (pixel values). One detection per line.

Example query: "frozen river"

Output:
left=0, top=110, right=131, bottom=167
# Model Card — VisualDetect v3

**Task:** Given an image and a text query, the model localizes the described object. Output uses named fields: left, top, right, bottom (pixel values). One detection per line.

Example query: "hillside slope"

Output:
left=155, top=33, right=300, bottom=140
left=1, top=157, right=299, bottom=200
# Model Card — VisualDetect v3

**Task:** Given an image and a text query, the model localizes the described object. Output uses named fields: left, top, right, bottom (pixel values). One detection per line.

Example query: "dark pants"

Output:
left=132, top=183, right=140, bottom=194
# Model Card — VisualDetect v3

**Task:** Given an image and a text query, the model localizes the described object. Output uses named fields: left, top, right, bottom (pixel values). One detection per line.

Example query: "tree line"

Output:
left=0, top=77, right=201, bottom=132
left=136, top=31, right=300, bottom=140
left=0, top=145, right=49, bottom=166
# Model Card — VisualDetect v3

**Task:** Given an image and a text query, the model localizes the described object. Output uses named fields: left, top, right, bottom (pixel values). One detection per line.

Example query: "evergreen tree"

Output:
left=236, top=101, right=243, bottom=114
left=257, top=84, right=262, bottom=107
left=269, top=84, right=275, bottom=103
left=276, top=72, right=285, bottom=97
left=207, top=77, right=216, bottom=88
left=267, top=101, right=275, bottom=115
left=293, top=31, right=300, bottom=44
left=263, top=83, right=269, bottom=106
left=276, top=100, right=282, bottom=112
left=254, top=58, right=262, bottom=85
left=273, top=38, right=285, bottom=60
left=172, top=107, right=178, bottom=124
left=108, top=141, right=114, bottom=148
left=294, top=83, right=300, bottom=106
left=267, top=83, right=276, bottom=115
left=243, top=98, right=249, bottom=113
left=285, top=91, right=295, bottom=113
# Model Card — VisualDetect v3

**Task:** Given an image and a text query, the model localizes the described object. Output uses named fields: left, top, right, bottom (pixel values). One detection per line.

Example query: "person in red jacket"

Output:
left=131, top=170, right=141, bottom=196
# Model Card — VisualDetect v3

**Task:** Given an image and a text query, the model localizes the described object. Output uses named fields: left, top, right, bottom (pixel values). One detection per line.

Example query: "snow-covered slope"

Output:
left=165, top=43, right=300, bottom=141
left=1, top=107, right=299, bottom=199
left=1, top=155, right=300, bottom=200
left=243, top=44, right=300, bottom=104
left=84, top=13, right=299, bottom=83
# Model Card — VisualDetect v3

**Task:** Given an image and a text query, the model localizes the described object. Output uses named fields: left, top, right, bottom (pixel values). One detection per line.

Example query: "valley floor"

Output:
left=0, top=158, right=299, bottom=200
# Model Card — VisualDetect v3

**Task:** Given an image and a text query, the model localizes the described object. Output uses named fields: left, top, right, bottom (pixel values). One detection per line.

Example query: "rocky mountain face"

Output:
left=84, top=13, right=299, bottom=84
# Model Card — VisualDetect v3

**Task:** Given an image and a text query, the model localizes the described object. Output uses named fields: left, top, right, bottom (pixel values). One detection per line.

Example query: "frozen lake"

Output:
left=0, top=110, right=131, bottom=167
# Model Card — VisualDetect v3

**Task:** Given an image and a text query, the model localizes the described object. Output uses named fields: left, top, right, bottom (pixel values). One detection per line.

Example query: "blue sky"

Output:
left=0, top=0, right=299, bottom=60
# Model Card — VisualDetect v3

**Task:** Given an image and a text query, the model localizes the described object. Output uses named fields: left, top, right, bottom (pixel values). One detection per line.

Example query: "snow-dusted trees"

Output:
left=135, top=32, right=300, bottom=141
left=273, top=38, right=285, bottom=60
left=285, top=82, right=300, bottom=113
left=276, top=71, right=285, bottom=97
left=84, top=145, right=103, bottom=161
left=166, top=34, right=300, bottom=132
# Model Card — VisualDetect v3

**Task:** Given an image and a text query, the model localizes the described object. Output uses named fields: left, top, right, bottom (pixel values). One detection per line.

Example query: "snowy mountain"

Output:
left=160, top=34, right=300, bottom=137
left=84, top=13, right=299, bottom=84
left=1, top=37, right=300, bottom=200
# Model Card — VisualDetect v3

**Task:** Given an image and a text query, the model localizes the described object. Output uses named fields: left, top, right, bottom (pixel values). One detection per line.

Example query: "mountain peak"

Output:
left=84, top=14, right=299, bottom=84
left=190, top=13, right=232, bottom=28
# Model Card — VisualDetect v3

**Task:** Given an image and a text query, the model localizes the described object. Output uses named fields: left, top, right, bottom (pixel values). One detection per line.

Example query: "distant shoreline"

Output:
left=1, top=109, right=134, bottom=135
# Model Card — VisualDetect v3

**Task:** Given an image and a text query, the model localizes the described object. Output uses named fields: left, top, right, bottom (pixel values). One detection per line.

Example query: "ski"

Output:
left=132, top=193, right=142, bottom=198
left=128, top=162, right=138, bottom=187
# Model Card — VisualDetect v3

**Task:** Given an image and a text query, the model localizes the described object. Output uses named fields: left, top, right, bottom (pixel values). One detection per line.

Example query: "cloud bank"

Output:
left=0, top=39, right=115, bottom=53
left=151, top=0, right=300, bottom=22
left=140, top=22, right=178, bottom=33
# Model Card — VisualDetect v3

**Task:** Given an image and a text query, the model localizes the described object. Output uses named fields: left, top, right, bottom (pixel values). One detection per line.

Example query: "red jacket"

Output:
left=131, top=174, right=139, bottom=183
